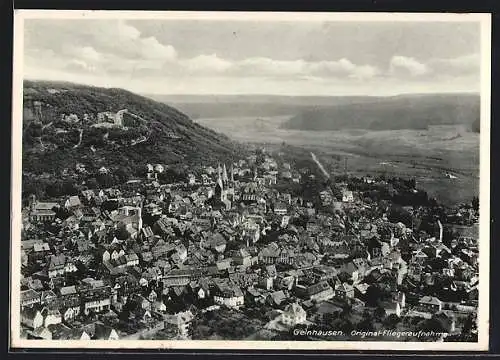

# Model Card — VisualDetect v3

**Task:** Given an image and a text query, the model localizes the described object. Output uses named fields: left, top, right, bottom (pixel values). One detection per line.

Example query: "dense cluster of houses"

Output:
left=19, top=150, right=479, bottom=341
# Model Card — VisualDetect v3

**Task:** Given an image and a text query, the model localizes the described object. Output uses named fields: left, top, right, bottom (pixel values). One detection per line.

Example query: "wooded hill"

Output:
left=22, top=80, right=245, bottom=180
left=281, top=93, right=480, bottom=131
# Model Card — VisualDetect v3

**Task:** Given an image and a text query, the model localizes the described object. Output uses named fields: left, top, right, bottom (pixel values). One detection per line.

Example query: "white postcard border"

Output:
left=10, top=10, right=492, bottom=351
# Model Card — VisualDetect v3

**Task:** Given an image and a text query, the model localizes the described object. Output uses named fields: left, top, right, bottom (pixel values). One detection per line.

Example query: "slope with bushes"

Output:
left=21, top=80, right=245, bottom=200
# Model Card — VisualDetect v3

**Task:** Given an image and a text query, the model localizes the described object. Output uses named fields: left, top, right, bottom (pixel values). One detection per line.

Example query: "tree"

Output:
left=384, top=313, right=401, bottom=328
left=356, top=311, right=375, bottom=332
left=62, top=179, right=78, bottom=195
left=462, top=313, right=476, bottom=335
left=374, top=306, right=386, bottom=321
left=388, top=205, right=412, bottom=227
left=364, top=284, right=387, bottom=307
left=115, top=226, right=130, bottom=241
left=341, top=303, right=353, bottom=318
left=85, top=177, right=99, bottom=190
left=115, top=166, right=130, bottom=183
left=472, top=196, right=479, bottom=212
left=418, top=318, right=446, bottom=333
left=46, top=181, right=64, bottom=198
left=255, top=148, right=266, bottom=165
left=96, top=173, right=116, bottom=188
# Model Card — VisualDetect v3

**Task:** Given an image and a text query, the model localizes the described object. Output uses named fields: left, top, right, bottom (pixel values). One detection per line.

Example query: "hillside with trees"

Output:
left=21, top=80, right=246, bottom=200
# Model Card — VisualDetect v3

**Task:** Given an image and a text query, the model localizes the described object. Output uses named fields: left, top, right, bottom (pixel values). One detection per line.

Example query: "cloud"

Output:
left=235, top=57, right=305, bottom=77
left=202, top=56, right=380, bottom=80
left=387, top=53, right=480, bottom=80
left=25, top=20, right=177, bottom=63
left=66, top=59, right=96, bottom=73
left=184, top=54, right=233, bottom=73
left=351, top=65, right=380, bottom=80
left=116, top=20, right=141, bottom=40
left=90, top=21, right=177, bottom=61
left=74, top=46, right=101, bottom=62
left=140, top=36, right=177, bottom=60
left=21, top=20, right=390, bottom=82
left=307, top=59, right=379, bottom=79
left=389, top=56, right=429, bottom=77
left=22, top=19, right=481, bottom=95
left=428, top=53, right=480, bottom=76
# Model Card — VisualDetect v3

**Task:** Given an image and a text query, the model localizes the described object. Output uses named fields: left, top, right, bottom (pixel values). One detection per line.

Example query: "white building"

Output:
left=213, top=283, right=244, bottom=308
left=281, top=303, right=307, bottom=326
left=342, top=190, right=354, bottom=203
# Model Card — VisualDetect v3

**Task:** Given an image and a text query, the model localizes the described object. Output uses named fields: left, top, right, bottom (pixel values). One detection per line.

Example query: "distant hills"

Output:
left=145, top=94, right=388, bottom=119
left=22, top=80, right=244, bottom=176
left=281, top=93, right=480, bottom=131
left=148, top=93, right=481, bottom=133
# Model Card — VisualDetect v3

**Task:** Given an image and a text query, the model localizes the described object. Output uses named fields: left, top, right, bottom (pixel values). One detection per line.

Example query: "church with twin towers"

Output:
left=214, top=163, right=236, bottom=209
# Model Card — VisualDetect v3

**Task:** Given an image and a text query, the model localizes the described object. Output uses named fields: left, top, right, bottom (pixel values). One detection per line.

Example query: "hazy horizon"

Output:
left=24, top=78, right=480, bottom=99
left=142, top=90, right=480, bottom=98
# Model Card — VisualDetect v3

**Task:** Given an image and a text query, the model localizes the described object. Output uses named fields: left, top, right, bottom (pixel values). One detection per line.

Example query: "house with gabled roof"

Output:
left=29, top=326, right=52, bottom=340
left=47, top=323, right=75, bottom=340
left=338, top=261, right=361, bottom=283
left=267, top=290, right=287, bottom=307
left=80, top=284, right=112, bottom=315
left=259, top=242, right=280, bottom=264
left=46, top=254, right=77, bottom=278
left=31, top=242, right=51, bottom=260
left=21, top=307, right=44, bottom=329
left=232, top=248, right=253, bottom=267
left=40, top=290, right=58, bottom=305
left=305, top=281, right=335, bottom=302
left=213, top=279, right=244, bottom=308
left=125, top=252, right=139, bottom=267
left=21, top=289, right=41, bottom=309
left=313, top=300, right=344, bottom=325
left=65, top=195, right=82, bottom=210
left=282, top=303, right=306, bottom=326
left=334, top=282, right=355, bottom=299
left=60, top=295, right=82, bottom=323
left=49, top=276, right=66, bottom=291
left=41, top=307, right=62, bottom=327
left=433, top=311, right=456, bottom=333
left=418, top=296, right=443, bottom=313
left=380, top=300, right=402, bottom=317
left=28, top=278, right=44, bottom=292
left=140, top=226, right=155, bottom=241
left=245, top=286, right=265, bottom=305
left=412, top=248, right=429, bottom=264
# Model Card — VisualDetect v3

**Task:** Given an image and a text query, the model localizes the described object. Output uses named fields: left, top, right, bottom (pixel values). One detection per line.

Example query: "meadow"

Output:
left=195, top=116, right=480, bottom=206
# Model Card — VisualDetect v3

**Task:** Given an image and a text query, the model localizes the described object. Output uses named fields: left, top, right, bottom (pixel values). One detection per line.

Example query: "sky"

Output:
left=22, top=16, right=483, bottom=96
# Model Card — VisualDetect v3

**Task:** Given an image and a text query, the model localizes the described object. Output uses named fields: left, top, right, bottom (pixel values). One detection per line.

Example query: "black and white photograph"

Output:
left=10, top=11, right=491, bottom=351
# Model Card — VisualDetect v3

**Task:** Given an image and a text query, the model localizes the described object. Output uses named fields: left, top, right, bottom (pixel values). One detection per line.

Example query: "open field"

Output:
left=195, top=116, right=480, bottom=205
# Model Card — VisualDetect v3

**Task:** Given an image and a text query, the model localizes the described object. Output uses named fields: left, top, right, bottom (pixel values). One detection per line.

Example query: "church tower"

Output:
left=230, top=163, right=235, bottom=183
left=222, top=164, right=228, bottom=185
left=217, top=163, right=222, bottom=179
left=136, top=206, right=143, bottom=231
left=215, top=169, right=224, bottom=201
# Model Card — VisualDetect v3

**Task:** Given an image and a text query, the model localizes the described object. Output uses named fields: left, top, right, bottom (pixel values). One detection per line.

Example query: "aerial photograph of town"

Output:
left=12, top=12, right=488, bottom=348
